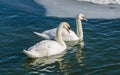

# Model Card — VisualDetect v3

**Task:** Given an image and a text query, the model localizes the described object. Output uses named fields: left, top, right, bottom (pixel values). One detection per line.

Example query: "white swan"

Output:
left=23, top=22, right=70, bottom=58
left=34, top=13, right=87, bottom=41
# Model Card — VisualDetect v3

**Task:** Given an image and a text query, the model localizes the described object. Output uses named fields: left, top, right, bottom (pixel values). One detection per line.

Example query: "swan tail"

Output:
left=33, top=32, right=49, bottom=39
left=23, top=49, right=37, bottom=58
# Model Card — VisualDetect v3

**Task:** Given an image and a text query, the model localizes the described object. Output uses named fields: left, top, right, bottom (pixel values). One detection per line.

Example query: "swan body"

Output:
left=34, top=13, right=87, bottom=41
left=34, top=28, right=79, bottom=41
left=23, top=22, right=70, bottom=58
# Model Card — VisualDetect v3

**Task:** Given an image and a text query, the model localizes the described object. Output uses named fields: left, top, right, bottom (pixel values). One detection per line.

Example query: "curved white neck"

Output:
left=56, top=24, right=66, bottom=48
left=76, top=18, right=83, bottom=40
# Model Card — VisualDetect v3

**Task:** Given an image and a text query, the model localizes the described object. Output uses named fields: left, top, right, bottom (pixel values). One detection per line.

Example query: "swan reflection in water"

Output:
left=25, top=41, right=84, bottom=74
left=58, top=41, right=84, bottom=75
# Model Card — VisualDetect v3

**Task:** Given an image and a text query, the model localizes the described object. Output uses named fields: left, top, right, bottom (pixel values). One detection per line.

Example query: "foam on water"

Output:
left=77, top=0, right=120, bottom=4
left=34, top=0, right=120, bottom=19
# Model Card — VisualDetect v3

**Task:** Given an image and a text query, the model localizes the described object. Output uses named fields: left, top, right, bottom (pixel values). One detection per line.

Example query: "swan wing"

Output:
left=34, top=28, right=57, bottom=40
left=23, top=40, right=65, bottom=58
left=34, top=32, right=49, bottom=39
left=62, top=29, right=79, bottom=41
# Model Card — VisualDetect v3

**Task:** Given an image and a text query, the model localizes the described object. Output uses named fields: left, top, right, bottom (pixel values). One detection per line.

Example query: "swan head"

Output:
left=61, top=22, right=70, bottom=33
left=77, top=13, right=87, bottom=21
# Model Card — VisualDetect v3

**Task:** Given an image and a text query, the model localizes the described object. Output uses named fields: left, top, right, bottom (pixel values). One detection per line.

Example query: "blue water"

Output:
left=0, top=1, right=120, bottom=75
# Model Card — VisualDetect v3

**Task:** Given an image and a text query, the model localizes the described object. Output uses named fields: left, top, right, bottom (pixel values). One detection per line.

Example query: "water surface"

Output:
left=0, top=1, right=120, bottom=75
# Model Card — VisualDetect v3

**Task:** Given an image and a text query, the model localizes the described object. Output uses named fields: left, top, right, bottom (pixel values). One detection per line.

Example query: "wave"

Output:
left=1, top=0, right=120, bottom=19
left=0, top=0, right=46, bottom=16
left=77, top=0, right=120, bottom=4
left=34, top=0, right=120, bottom=19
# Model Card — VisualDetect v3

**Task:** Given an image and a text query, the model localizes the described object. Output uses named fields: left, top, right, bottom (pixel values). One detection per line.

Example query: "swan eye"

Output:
left=68, top=27, right=70, bottom=30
